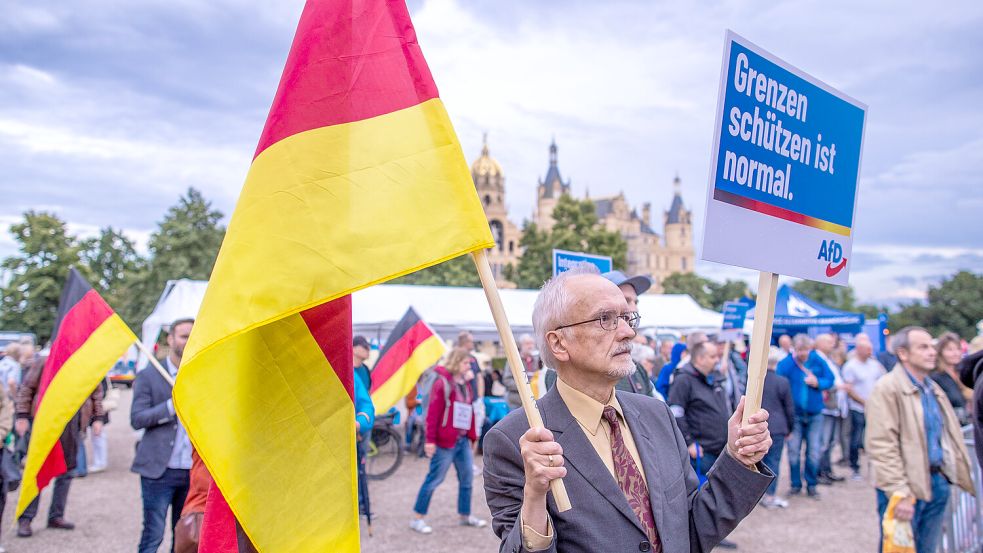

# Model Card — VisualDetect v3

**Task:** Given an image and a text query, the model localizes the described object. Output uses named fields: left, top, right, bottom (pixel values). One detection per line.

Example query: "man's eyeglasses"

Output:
left=553, top=311, right=641, bottom=332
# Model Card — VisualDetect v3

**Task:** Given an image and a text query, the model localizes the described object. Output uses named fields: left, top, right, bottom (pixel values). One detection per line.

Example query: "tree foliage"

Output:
left=792, top=280, right=860, bottom=311
left=506, top=195, right=627, bottom=289
left=662, top=272, right=752, bottom=311
left=391, top=254, right=481, bottom=287
left=119, top=188, right=225, bottom=326
left=80, top=227, right=140, bottom=311
left=0, top=189, right=226, bottom=343
left=0, top=212, right=85, bottom=343
left=888, top=271, right=982, bottom=338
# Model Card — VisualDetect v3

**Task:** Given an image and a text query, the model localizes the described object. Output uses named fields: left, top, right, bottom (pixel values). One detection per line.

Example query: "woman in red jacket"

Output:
left=410, top=347, right=487, bottom=534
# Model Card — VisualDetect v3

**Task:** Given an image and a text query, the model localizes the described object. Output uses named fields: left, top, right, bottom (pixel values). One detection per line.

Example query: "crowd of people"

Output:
left=0, top=266, right=979, bottom=553
left=364, top=267, right=983, bottom=553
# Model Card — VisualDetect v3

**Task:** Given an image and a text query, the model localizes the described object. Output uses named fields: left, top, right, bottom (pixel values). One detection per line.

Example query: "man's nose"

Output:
left=616, top=319, right=636, bottom=340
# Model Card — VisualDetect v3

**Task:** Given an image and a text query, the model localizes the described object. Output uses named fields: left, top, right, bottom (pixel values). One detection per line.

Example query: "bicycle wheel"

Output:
left=366, top=426, right=403, bottom=480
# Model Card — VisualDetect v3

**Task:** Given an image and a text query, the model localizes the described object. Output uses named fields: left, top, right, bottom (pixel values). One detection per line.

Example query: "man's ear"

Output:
left=547, top=331, right=569, bottom=363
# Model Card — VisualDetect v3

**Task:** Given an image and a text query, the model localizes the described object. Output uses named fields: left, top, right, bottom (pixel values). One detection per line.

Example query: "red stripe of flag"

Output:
left=255, top=0, right=438, bottom=158
left=369, top=320, right=434, bottom=395
left=300, top=295, right=354, bottom=401
left=37, top=290, right=113, bottom=403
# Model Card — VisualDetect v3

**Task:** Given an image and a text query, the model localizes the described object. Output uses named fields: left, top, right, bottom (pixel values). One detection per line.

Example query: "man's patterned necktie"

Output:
left=602, top=405, right=661, bottom=550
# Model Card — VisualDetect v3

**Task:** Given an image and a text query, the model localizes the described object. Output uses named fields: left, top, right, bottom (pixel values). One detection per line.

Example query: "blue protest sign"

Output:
left=701, top=31, right=867, bottom=285
left=720, top=300, right=750, bottom=341
left=552, top=249, right=613, bottom=277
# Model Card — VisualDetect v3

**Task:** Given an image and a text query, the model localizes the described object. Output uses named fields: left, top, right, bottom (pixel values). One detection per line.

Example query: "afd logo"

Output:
left=818, top=239, right=848, bottom=277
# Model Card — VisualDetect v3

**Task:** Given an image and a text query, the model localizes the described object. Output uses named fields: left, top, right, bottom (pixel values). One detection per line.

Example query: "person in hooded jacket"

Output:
left=409, top=347, right=487, bottom=534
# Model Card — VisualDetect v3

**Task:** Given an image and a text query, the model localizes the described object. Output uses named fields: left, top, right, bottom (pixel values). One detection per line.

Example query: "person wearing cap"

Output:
left=353, top=336, right=372, bottom=391
left=547, top=270, right=657, bottom=397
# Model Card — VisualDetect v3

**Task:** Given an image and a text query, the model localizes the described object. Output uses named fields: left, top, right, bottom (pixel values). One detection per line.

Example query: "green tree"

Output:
left=662, top=272, right=715, bottom=309
left=889, top=271, right=982, bottom=338
left=708, top=279, right=753, bottom=311
left=120, top=188, right=225, bottom=326
left=391, top=254, right=481, bottom=287
left=792, top=280, right=859, bottom=311
left=80, top=227, right=140, bottom=311
left=506, top=195, right=627, bottom=289
left=0, top=212, right=85, bottom=342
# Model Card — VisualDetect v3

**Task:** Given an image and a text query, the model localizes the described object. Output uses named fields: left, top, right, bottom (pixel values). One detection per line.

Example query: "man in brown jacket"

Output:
left=866, top=326, right=974, bottom=553
left=13, top=355, right=106, bottom=537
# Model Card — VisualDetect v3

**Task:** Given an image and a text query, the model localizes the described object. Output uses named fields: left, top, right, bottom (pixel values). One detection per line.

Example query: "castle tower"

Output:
left=663, top=174, right=694, bottom=274
left=534, top=138, right=571, bottom=230
left=471, top=134, right=521, bottom=286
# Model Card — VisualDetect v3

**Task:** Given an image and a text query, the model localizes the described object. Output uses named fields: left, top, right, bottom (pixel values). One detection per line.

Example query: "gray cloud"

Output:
left=0, top=0, right=980, bottom=306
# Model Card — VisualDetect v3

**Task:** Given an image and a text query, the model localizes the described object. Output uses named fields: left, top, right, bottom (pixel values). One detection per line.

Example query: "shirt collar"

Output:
left=555, top=376, right=624, bottom=436
left=903, top=366, right=934, bottom=394
left=165, top=356, right=179, bottom=377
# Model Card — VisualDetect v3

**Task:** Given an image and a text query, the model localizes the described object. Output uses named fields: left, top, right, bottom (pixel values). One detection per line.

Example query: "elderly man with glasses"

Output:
left=483, top=264, right=774, bottom=553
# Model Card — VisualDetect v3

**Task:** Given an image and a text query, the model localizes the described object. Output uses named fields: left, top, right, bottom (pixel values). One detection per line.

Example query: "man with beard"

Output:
left=131, top=318, right=195, bottom=553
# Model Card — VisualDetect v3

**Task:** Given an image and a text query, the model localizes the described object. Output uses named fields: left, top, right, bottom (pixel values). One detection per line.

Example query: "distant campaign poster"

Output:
left=701, top=30, right=867, bottom=285
left=552, top=249, right=613, bottom=277
left=720, top=301, right=750, bottom=341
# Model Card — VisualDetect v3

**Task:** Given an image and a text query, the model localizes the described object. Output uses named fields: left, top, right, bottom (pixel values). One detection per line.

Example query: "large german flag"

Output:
left=16, top=268, right=135, bottom=516
left=172, top=1, right=493, bottom=551
left=370, top=307, right=445, bottom=412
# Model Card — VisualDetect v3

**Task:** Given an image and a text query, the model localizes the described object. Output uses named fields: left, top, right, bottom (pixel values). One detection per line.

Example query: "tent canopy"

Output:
left=749, top=284, right=865, bottom=336
left=139, top=280, right=723, bottom=365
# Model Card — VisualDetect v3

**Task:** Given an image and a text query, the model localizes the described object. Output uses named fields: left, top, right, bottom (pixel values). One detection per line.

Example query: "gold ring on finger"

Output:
left=548, top=454, right=555, bottom=467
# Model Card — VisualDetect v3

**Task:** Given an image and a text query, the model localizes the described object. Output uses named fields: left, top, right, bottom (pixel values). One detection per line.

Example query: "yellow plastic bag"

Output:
left=882, top=492, right=915, bottom=553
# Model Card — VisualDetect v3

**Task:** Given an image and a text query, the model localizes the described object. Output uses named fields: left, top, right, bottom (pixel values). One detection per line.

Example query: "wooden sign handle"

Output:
left=471, top=250, right=572, bottom=512
left=134, top=339, right=176, bottom=387
left=742, top=272, right=778, bottom=425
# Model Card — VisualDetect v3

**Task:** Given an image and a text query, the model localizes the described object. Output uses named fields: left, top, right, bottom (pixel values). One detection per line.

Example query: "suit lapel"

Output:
left=620, top=394, right=669, bottom=536
left=539, top=388, right=647, bottom=535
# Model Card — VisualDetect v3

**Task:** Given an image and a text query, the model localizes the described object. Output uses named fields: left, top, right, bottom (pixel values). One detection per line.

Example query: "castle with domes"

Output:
left=471, top=136, right=695, bottom=293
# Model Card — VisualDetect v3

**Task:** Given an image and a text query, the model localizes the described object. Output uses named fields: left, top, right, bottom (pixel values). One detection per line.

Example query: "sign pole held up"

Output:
left=741, top=272, right=778, bottom=425
left=472, top=249, right=572, bottom=512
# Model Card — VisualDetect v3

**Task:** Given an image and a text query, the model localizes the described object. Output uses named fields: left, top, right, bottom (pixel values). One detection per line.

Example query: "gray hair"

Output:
left=767, top=346, right=782, bottom=368
left=686, top=331, right=708, bottom=349
left=792, top=334, right=813, bottom=349
left=893, top=326, right=929, bottom=354
left=518, top=333, right=535, bottom=344
left=532, top=263, right=601, bottom=369
left=631, top=344, right=656, bottom=364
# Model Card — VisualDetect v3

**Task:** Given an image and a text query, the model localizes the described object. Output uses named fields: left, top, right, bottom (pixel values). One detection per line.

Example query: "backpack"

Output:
left=419, top=369, right=453, bottom=425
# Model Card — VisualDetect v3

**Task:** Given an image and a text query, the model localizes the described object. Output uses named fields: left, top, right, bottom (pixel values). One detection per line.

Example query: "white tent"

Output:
left=140, top=280, right=723, bottom=365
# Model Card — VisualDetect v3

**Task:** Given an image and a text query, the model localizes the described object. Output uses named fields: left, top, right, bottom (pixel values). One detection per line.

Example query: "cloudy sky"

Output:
left=1, top=0, right=980, bottom=306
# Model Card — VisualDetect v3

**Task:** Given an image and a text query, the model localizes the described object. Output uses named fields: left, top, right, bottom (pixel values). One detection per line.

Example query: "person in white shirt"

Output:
left=841, top=335, right=885, bottom=480
left=815, top=334, right=847, bottom=483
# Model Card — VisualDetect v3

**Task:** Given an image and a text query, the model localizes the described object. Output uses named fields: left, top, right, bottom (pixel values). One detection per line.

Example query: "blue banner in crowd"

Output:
left=552, top=249, right=612, bottom=277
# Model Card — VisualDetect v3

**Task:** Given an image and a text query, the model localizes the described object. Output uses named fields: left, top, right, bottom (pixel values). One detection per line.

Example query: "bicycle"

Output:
left=365, top=410, right=403, bottom=480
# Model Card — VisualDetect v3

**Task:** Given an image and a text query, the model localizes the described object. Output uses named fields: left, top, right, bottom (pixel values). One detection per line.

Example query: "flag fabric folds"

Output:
left=16, top=268, right=136, bottom=516
left=171, top=0, right=494, bottom=551
left=369, top=307, right=446, bottom=412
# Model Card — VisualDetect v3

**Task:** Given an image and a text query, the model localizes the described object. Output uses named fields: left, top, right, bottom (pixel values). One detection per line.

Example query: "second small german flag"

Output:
left=369, top=307, right=446, bottom=412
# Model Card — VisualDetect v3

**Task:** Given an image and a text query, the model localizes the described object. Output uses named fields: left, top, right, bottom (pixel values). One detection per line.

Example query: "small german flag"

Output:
left=369, top=307, right=445, bottom=413
left=16, top=268, right=136, bottom=516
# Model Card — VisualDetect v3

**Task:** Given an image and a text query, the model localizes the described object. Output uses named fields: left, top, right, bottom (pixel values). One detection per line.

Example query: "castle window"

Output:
left=682, top=258, right=687, bottom=271
left=484, top=194, right=490, bottom=206
left=509, top=241, right=514, bottom=253
left=490, top=220, right=504, bottom=251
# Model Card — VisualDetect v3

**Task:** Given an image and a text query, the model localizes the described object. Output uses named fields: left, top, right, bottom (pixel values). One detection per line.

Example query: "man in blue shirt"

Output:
left=776, top=334, right=834, bottom=498
left=867, top=327, right=974, bottom=553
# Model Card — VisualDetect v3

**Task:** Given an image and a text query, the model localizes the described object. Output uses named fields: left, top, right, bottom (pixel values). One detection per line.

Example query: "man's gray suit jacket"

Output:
left=483, top=386, right=774, bottom=553
left=130, top=365, right=179, bottom=479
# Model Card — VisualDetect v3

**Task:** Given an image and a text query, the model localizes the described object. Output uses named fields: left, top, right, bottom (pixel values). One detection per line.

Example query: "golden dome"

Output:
left=471, top=135, right=503, bottom=178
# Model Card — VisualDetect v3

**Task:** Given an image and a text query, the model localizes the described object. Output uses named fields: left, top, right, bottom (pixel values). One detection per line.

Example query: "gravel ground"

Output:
left=3, top=388, right=878, bottom=552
